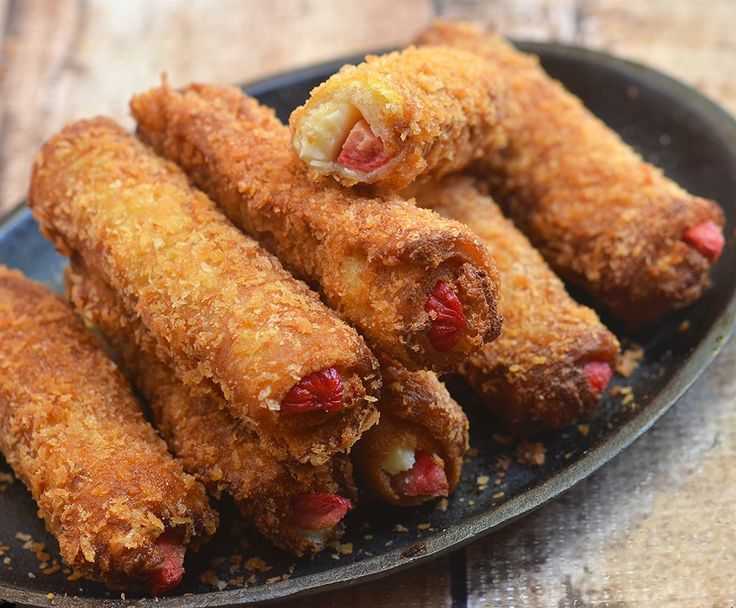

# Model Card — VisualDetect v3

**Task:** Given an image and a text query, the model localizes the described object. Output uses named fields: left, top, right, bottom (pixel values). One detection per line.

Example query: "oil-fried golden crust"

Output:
left=130, top=82, right=502, bottom=373
left=352, top=362, right=468, bottom=507
left=66, top=265, right=355, bottom=556
left=28, top=117, right=380, bottom=465
left=0, top=266, right=217, bottom=589
left=413, top=176, right=620, bottom=433
left=416, top=21, right=726, bottom=324
left=290, top=46, right=507, bottom=189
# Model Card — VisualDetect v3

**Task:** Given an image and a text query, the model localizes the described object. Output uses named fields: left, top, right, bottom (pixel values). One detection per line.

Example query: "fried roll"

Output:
left=416, top=20, right=726, bottom=324
left=130, top=82, right=502, bottom=373
left=352, top=363, right=468, bottom=507
left=0, top=266, right=217, bottom=594
left=28, top=117, right=380, bottom=465
left=289, top=45, right=506, bottom=189
left=65, top=263, right=355, bottom=556
left=412, top=176, right=620, bottom=433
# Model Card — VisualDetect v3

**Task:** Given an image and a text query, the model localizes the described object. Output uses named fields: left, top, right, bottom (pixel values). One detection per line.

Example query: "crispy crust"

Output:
left=130, top=82, right=502, bottom=373
left=28, top=117, right=380, bottom=465
left=352, top=362, right=468, bottom=507
left=416, top=20, right=726, bottom=324
left=65, top=263, right=355, bottom=556
left=412, top=176, right=620, bottom=433
left=290, top=45, right=507, bottom=189
left=0, top=265, right=217, bottom=589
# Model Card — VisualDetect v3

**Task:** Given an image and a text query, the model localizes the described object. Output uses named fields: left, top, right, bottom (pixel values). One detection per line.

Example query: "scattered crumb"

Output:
left=577, top=424, right=590, bottom=437
left=609, top=385, right=622, bottom=396
left=336, top=542, right=353, bottom=556
left=393, top=524, right=409, bottom=533
left=417, top=523, right=431, bottom=531
left=477, top=475, right=490, bottom=487
left=244, top=557, right=271, bottom=573
left=616, top=345, right=644, bottom=377
left=492, top=492, right=505, bottom=500
left=679, top=319, right=691, bottom=333
left=435, top=498, right=449, bottom=512
left=227, top=577, right=245, bottom=588
left=468, top=500, right=475, bottom=507
left=491, top=434, right=513, bottom=446
left=384, top=540, right=394, bottom=547
left=363, top=534, right=374, bottom=540
left=3, top=557, right=11, bottom=565
left=120, top=593, right=126, bottom=600
left=466, top=447, right=479, bottom=458
left=46, top=593, right=54, bottom=600
left=247, top=574, right=257, bottom=584
left=496, top=456, right=511, bottom=471
left=27, top=572, right=36, bottom=578
left=564, top=452, right=573, bottom=460
left=515, top=441, right=546, bottom=467
left=199, top=569, right=220, bottom=587
left=15, top=532, right=31, bottom=542
left=0, top=472, right=14, bottom=492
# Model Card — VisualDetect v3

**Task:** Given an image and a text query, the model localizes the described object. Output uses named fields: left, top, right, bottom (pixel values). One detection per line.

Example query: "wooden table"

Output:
left=1, top=1, right=735, bottom=605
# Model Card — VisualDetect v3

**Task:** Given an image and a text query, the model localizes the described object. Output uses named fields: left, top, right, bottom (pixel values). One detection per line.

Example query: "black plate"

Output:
left=1, top=42, right=735, bottom=607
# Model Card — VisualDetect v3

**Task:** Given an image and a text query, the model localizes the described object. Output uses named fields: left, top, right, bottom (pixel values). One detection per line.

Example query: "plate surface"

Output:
left=1, top=42, right=736, bottom=607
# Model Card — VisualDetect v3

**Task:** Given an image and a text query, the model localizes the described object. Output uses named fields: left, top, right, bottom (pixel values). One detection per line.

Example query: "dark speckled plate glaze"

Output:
left=1, top=42, right=735, bottom=607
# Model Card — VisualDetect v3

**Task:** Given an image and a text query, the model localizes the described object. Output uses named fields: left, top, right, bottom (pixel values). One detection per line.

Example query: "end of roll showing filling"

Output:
left=294, top=99, right=392, bottom=175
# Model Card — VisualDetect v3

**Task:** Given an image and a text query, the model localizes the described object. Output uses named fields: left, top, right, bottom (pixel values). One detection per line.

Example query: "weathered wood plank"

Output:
left=277, top=555, right=454, bottom=607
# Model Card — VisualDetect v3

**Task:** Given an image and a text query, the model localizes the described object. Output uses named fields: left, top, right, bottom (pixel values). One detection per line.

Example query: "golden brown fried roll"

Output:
left=65, top=263, right=355, bottom=557
left=130, top=81, right=502, bottom=373
left=412, top=176, right=620, bottom=433
left=289, top=45, right=506, bottom=189
left=0, top=265, right=217, bottom=594
left=352, top=362, right=468, bottom=507
left=28, top=117, right=380, bottom=466
left=416, top=20, right=726, bottom=324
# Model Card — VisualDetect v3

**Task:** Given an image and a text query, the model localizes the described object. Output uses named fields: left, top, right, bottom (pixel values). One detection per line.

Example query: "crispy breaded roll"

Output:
left=289, top=45, right=506, bottom=189
left=352, top=362, right=468, bottom=507
left=65, top=262, right=356, bottom=557
left=0, top=266, right=217, bottom=594
left=416, top=20, right=726, bottom=324
left=130, top=82, right=502, bottom=372
left=28, top=117, right=380, bottom=466
left=412, top=176, right=620, bottom=433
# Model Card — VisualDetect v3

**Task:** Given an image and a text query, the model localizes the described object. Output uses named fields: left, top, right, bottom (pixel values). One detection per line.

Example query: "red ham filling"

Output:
left=147, top=529, right=186, bottom=596
left=425, top=280, right=467, bottom=352
left=390, top=452, right=449, bottom=498
left=583, top=361, right=613, bottom=394
left=337, top=119, right=390, bottom=172
left=683, top=221, right=725, bottom=261
left=291, top=493, right=352, bottom=530
left=281, top=367, right=344, bottom=414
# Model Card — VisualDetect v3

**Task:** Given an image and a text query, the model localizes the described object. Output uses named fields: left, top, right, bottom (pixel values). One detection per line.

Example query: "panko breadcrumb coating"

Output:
left=416, top=20, right=726, bottom=324
left=0, top=265, right=217, bottom=593
left=352, top=361, right=468, bottom=507
left=65, top=262, right=357, bottom=557
left=28, top=117, right=380, bottom=466
left=412, top=176, right=620, bottom=433
left=130, top=81, right=502, bottom=373
left=290, top=45, right=507, bottom=189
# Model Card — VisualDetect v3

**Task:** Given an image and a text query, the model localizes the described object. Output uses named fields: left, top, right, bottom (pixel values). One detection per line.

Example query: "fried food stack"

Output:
left=0, top=19, right=725, bottom=595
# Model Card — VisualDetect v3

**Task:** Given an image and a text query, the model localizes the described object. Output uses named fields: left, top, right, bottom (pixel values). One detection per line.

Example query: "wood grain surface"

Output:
left=1, top=1, right=735, bottom=606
